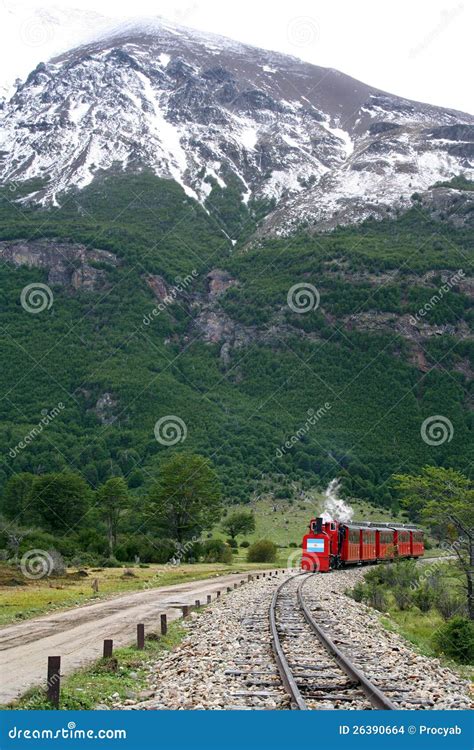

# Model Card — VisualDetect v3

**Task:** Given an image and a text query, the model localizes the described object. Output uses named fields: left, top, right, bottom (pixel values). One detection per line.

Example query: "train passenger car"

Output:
left=376, top=529, right=395, bottom=560
left=360, top=527, right=377, bottom=562
left=342, top=525, right=361, bottom=564
left=301, top=517, right=423, bottom=572
left=394, top=528, right=411, bottom=557
left=410, top=529, right=425, bottom=557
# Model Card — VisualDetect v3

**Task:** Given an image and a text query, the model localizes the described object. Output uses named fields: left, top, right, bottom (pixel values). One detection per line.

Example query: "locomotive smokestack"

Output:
left=315, top=517, right=323, bottom=534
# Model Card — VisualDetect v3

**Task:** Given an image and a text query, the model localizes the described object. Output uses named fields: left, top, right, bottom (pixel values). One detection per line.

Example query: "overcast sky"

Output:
left=0, top=0, right=471, bottom=113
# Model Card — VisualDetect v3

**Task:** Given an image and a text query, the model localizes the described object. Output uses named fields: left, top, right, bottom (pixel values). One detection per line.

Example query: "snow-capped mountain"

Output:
left=0, top=4, right=113, bottom=102
left=0, top=16, right=473, bottom=234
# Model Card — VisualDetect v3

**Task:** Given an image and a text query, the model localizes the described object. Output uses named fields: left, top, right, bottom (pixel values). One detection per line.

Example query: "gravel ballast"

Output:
left=111, top=569, right=472, bottom=710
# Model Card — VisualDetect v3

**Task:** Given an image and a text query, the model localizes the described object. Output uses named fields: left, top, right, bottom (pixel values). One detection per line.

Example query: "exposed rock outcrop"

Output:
left=0, top=240, right=118, bottom=290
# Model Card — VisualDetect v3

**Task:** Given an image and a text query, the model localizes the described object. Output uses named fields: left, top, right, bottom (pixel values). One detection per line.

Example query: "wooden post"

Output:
left=103, top=639, right=113, bottom=658
left=47, top=656, right=61, bottom=708
left=182, top=605, right=190, bottom=618
left=160, top=614, right=167, bottom=636
left=248, top=574, right=252, bottom=581
left=137, top=623, right=145, bottom=650
left=234, top=583, right=238, bottom=589
left=226, top=586, right=232, bottom=593
left=195, top=599, right=200, bottom=608
left=207, top=594, right=211, bottom=604
left=217, top=590, right=221, bottom=598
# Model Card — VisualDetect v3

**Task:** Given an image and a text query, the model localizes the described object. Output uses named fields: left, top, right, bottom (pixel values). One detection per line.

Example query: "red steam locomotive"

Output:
left=301, top=517, right=424, bottom=572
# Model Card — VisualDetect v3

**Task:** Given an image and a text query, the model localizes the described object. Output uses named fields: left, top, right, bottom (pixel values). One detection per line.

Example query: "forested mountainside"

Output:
left=0, top=172, right=472, bottom=513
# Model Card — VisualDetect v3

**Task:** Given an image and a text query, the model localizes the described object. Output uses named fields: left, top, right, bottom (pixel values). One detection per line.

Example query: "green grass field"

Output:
left=217, top=493, right=412, bottom=548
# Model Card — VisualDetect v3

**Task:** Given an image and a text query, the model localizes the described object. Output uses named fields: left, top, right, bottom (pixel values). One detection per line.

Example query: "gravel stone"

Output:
left=111, top=569, right=472, bottom=711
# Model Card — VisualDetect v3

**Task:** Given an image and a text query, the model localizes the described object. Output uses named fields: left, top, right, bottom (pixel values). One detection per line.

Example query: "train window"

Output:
left=330, top=523, right=336, bottom=530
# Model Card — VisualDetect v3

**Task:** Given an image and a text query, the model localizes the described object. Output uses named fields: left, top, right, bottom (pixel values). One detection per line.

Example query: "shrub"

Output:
left=393, top=585, right=413, bottom=611
left=247, top=539, right=277, bottom=563
left=202, top=539, right=233, bottom=563
left=288, top=542, right=298, bottom=548
left=350, top=582, right=366, bottom=603
left=365, top=582, right=388, bottom=612
left=227, top=538, right=238, bottom=548
left=240, top=540, right=250, bottom=548
left=413, top=583, right=434, bottom=613
left=435, top=589, right=466, bottom=620
left=16, top=530, right=57, bottom=557
left=69, top=553, right=98, bottom=568
left=115, top=536, right=176, bottom=564
left=434, top=617, right=474, bottom=663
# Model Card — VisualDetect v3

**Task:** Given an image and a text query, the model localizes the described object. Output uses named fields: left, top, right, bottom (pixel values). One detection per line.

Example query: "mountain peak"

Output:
left=0, top=15, right=472, bottom=233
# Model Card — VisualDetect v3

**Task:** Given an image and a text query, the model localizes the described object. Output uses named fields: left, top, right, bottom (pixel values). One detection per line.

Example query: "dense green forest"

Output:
left=0, top=171, right=472, bottom=560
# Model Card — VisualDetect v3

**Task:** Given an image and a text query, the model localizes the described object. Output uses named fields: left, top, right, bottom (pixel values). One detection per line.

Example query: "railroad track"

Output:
left=269, top=572, right=397, bottom=710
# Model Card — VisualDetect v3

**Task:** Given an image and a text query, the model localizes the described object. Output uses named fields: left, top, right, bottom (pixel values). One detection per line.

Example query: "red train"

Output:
left=301, top=517, right=424, bottom=572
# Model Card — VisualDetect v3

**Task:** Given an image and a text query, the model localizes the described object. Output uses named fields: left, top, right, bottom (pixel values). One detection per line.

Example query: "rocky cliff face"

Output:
left=0, top=240, right=118, bottom=290
left=0, top=17, right=472, bottom=235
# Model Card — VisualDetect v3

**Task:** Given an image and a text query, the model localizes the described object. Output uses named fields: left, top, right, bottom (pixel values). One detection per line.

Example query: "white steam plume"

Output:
left=321, top=478, right=353, bottom=523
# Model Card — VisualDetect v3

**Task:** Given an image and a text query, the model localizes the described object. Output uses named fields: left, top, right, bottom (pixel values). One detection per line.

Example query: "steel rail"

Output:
left=269, top=573, right=308, bottom=710
left=297, top=575, right=397, bottom=710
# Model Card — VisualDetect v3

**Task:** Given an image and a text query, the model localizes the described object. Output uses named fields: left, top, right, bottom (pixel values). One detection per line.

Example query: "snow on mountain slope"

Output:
left=0, top=15, right=472, bottom=233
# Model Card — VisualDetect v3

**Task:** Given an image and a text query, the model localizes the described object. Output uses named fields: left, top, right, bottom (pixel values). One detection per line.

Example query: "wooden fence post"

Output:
left=137, top=623, right=145, bottom=649
left=47, top=656, right=61, bottom=708
left=160, top=614, right=167, bottom=636
left=103, top=639, right=113, bottom=658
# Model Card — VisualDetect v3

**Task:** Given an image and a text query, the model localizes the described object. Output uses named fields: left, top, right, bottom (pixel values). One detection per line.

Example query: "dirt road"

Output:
left=0, top=570, right=274, bottom=704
